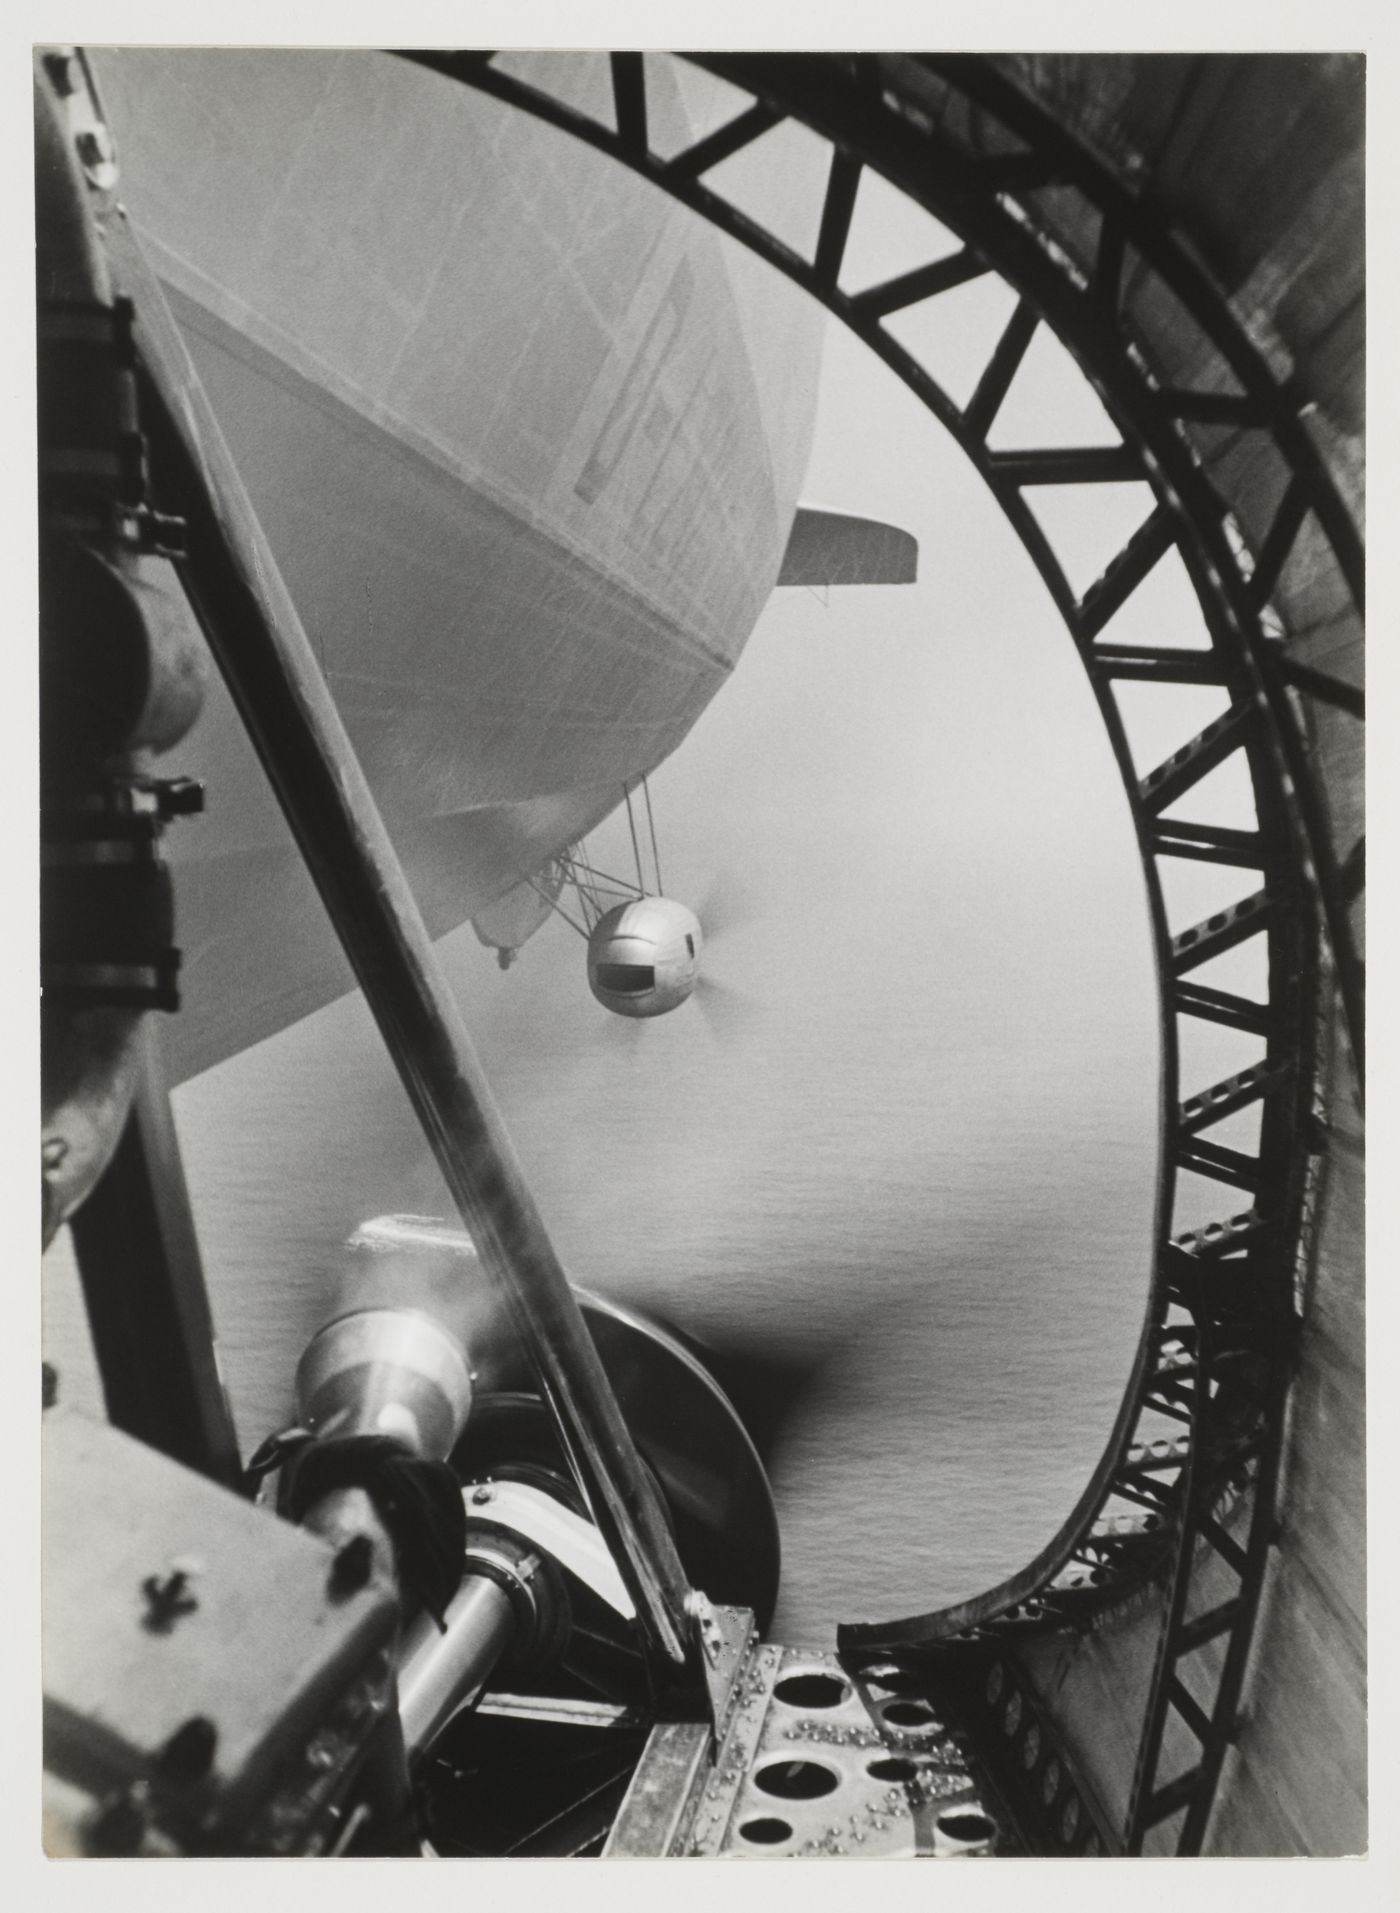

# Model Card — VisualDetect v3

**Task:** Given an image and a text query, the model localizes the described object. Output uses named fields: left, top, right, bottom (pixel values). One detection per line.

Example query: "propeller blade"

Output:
left=694, top=972, right=762, bottom=1044
left=598, top=1010, right=648, bottom=1044
left=661, top=1330, right=833, bottom=1471
left=695, top=871, right=759, bottom=946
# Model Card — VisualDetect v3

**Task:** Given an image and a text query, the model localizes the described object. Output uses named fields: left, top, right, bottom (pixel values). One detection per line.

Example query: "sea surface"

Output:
left=42, top=614, right=1163, bottom=1647
left=42, top=311, right=1191, bottom=1646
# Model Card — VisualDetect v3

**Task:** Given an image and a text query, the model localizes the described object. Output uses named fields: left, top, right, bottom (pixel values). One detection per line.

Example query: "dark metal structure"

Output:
left=396, top=52, right=1365, bottom=1855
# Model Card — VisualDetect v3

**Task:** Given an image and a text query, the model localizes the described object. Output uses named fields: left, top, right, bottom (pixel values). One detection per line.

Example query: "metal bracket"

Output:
left=686, top=1593, right=757, bottom=1744
left=42, top=47, right=119, bottom=192
left=464, top=1477, right=633, bottom=1620
left=608, top=1644, right=1005, bottom=1857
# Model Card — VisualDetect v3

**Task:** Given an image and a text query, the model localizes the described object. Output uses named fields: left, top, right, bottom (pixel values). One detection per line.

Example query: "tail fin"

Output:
left=777, top=506, right=918, bottom=587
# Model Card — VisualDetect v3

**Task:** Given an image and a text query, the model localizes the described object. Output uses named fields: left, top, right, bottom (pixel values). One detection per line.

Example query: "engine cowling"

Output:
left=586, top=897, right=702, bottom=1019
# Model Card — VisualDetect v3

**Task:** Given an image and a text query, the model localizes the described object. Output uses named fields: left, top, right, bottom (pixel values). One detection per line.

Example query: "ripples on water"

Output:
left=43, top=669, right=1159, bottom=1644
left=42, top=327, right=1166, bottom=1643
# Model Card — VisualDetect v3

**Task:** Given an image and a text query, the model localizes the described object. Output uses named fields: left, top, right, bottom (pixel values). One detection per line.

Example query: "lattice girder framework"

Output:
left=390, top=52, right=1361, bottom=1855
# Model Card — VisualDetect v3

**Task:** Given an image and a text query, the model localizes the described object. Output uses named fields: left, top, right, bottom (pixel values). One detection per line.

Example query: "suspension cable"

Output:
left=642, top=775, right=663, bottom=898
left=567, top=840, right=603, bottom=924
left=566, top=857, right=641, bottom=902
left=522, top=867, right=590, bottom=941
left=623, top=781, right=646, bottom=895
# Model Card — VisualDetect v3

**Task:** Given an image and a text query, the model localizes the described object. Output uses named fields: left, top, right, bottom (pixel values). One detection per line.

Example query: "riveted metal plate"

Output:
left=684, top=1647, right=1002, bottom=1857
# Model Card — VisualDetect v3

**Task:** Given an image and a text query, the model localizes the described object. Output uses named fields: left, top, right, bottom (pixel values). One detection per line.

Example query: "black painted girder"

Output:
left=1175, top=1135, right=1263, bottom=1192
left=609, top=53, right=648, bottom=158
left=1092, top=216, right=1126, bottom=314
left=974, top=149, right=1065, bottom=195
left=1139, top=1391, right=1194, bottom=1427
left=1124, top=1430, right=1192, bottom=1465
left=1275, top=655, right=1365, bottom=720
left=1197, top=1514, right=1249, bottom=1578
left=1176, top=1599, right=1244, bottom=1656
left=990, top=444, right=1142, bottom=486
left=1173, top=979, right=1275, bottom=1034
left=1171, top=1210, right=1270, bottom=1262
left=1155, top=1316, right=1199, bottom=1352
left=1139, top=703, right=1255, bottom=815
left=1247, top=477, right=1309, bottom=611
left=1112, top=1474, right=1178, bottom=1514
left=1162, top=1248, right=1272, bottom=1333
left=1149, top=817, right=1265, bottom=864
left=814, top=147, right=863, bottom=287
left=963, top=296, right=1038, bottom=440
left=1145, top=1356, right=1197, bottom=1401
left=1169, top=889, right=1271, bottom=974
left=1082, top=1528, right=1165, bottom=1564
left=1116, top=1459, right=1188, bottom=1496
left=1338, top=834, right=1365, bottom=903
left=665, top=98, right=784, bottom=180
left=849, top=247, right=990, bottom=318
left=1075, top=505, right=1177, bottom=640
left=1097, top=646, right=1230, bottom=686
left=1156, top=387, right=1271, bottom=428
left=1167, top=1677, right=1215, bottom=1746
left=1178, top=1059, right=1287, bottom=1135
left=1115, top=1442, right=1185, bottom=1492
left=1143, top=1765, right=1204, bottom=1831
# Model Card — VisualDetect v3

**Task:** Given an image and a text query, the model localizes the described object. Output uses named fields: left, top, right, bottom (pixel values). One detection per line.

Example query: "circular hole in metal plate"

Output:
left=937, top=1808, right=996, bottom=1845
left=739, top=1816, right=793, bottom=1846
left=754, top=1759, right=840, bottom=1801
left=1003, top=1690, right=1023, bottom=1736
left=773, top=1671, right=849, bottom=1709
left=1021, top=1722, right=1041, bottom=1770
left=866, top=1756, right=920, bottom=1782
left=1061, top=1795, right=1081, bottom=1842
left=1041, top=1756, right=1063, bottom=1806
left=985, top=1662, right=1005, bottom=1705
left=883, top=1699, right=938, bottom=1729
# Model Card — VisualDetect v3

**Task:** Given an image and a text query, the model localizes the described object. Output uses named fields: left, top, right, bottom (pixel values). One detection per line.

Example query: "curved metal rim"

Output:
left=313, top=48, right=1352, bottom=1851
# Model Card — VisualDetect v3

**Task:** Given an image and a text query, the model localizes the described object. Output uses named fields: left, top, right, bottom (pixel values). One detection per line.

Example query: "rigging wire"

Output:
left=623, top=781, right=646, bottom=896
left=550, top=776, right=665, bottom=947
left=568, top=840, right=603, bottom=925
left=521, top=866, right=590, bottom=941
left=642, top=775, right=663, bottom=898
left=565, top=857, right=641, bottom=902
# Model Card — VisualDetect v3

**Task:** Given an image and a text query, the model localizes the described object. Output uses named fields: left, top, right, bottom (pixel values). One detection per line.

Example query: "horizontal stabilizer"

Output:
left=776, top=506, right=919, bottom=588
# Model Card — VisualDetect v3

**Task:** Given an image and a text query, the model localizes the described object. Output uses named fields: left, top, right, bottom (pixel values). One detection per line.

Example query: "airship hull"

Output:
left=87, top=49, right=824, bottom=1079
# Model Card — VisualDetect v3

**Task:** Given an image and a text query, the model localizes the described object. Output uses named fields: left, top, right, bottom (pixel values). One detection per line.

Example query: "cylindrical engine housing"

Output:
left=295, top=1308, right=474, bottom=1461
